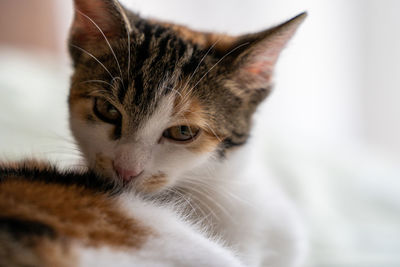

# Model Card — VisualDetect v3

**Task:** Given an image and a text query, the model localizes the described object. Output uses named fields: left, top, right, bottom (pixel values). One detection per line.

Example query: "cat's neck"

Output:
left=177, top=142, right=261, bottom=219
left=175, top=143, right=269, bottom=263
left=194, top=143, right=256, bottom=184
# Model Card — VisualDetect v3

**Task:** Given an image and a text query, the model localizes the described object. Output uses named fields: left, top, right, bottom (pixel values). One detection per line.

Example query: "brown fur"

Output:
left=0, top=179, right=149, bottom=248
left=151, top=20, right=237, bottom=53
left=173, top=97, right=206, bottom=128
left=0, top=231, right=76, bottom=267
left=95, top=153, right=113, bottom=173
left=69, top=97, right=93, bottom=122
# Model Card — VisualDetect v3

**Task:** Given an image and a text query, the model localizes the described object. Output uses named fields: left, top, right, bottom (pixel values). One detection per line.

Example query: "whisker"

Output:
left=114, top=1, right=133, bottom=84
left=165, top=188, right=206, bottom=220
left=80, top=80, right=116, bottom=88
left=70, top=44, right=114, bottom=79
left=177, top=113, right=196, bottom=139
left=182, top=39, right=221, bottom=94
left=202, top=121, right=222, bottom=142
left=174, top=108, right=222, bottom=142
left=127, top=31, right=131, bottom=84
left=76, top=10, right=124, bottom=81
left=111, top=77, right=126, bottom=92
left=164, top=86, right=184, bottom=99
left=87, top=89, right=119, bottom=104
left=38, top=146, right=83, bottom=155
left=180, top=182, right=234, bottom=223
left=185, top=183, right=236, bottom=224
left=180, top=186, right=221, bottom=223
left=187, top=173, right=254, bottom=207
left=37, top=151, right=83, bottom=158
left=164, top=185, right=213, bottom=223
left=187, top=42, right=250, bottom=96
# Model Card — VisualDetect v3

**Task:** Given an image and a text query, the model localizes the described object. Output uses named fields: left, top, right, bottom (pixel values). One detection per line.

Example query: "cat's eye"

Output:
left=162, top=125, right=200, bottom=143
left=93, top=97, right=121, bottom=124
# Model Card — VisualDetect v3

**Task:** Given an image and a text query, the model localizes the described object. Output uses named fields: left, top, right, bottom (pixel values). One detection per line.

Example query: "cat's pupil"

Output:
left=108, top=105, right=117, bottom=115
left=93, top=97, right=121, bottom=124
left=180, top=126, right=191, bottom=136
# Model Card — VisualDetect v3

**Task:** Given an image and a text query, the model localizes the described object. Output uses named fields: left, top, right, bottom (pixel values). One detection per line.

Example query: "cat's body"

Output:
left=149, top=134, right=306, bottom=266
left=0, top=161, right=244, bottom=267
left=68, top=0, right=307, bottom=266
left=175, top=145, right=306, bottom=267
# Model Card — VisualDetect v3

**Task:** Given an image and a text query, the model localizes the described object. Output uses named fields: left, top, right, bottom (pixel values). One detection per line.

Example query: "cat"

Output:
left=68, top=0, right=307, bottom=266
left=0, top=160, right=245, bottom=267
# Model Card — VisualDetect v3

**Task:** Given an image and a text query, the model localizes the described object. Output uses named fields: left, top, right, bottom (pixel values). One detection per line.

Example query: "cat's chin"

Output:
left=100, top=169, right=170, bottom=196
left=132, top=172, right=170, bottom=194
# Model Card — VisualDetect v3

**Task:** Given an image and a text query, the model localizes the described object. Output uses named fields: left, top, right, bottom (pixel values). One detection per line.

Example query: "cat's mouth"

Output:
left=112, top=164, right=168, bottom=193
left=94, top=154, right=169, bottom=193
left=117, top=172, right=168, bottom=194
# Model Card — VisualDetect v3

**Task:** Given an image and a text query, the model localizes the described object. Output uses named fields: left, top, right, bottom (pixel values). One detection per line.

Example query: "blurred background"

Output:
left=0, top=0, right=399, bottom=266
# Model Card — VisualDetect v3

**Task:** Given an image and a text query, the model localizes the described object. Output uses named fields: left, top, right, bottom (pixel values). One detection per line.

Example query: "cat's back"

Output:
left=0, top=161, right=147, bottom=266
left=0, top=161, right=244, bottom=267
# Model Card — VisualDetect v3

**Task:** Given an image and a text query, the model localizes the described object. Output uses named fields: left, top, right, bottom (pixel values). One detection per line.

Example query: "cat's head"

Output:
left=68, top=0, right=305, bottom=194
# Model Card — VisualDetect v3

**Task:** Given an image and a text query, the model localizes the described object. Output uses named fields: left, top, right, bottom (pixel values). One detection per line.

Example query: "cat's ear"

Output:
left=70, top=0, right=131, bottom=45
left=227, top=12, right=306, bottom=90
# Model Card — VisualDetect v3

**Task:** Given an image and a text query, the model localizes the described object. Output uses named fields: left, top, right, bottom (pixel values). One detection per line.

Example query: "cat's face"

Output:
left=68, top=0, right=305, bottom=194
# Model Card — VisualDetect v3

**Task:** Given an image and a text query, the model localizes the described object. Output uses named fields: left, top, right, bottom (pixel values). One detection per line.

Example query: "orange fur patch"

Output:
left=173, top=97, right=206, bottom=127
left=138, top=173, right=168, bottom=193
left=35, top=239, right=77, bottom=267
left=188, top=130, right=221, bottom=153
left=173, top=97, right=222, bottom=154
left=0, top=179, right=150, bottom=248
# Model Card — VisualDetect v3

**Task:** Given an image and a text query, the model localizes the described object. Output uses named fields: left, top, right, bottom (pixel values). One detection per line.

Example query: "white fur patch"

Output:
left=75, top=194, right=244, bottom=267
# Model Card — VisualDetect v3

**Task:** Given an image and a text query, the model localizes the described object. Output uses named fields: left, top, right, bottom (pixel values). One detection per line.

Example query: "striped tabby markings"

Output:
left=69, top=97, right=93, bottom=122
left=151, top=20, right=237, bottom=53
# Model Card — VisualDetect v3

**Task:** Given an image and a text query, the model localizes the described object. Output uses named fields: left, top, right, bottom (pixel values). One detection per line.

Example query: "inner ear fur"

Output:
left=69, top=0, right=132, bottom=45
left=224, top=12, right=307, bottom=88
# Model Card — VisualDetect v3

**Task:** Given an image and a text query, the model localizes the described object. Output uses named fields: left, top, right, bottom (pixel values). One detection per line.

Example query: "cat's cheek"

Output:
left=161, top=151, right=215, bottom=189
left=94, top=153, right=114, bottom=177
left=69, top=115, right=116, bottom=170
left=185, top=130, right=222, bottom=155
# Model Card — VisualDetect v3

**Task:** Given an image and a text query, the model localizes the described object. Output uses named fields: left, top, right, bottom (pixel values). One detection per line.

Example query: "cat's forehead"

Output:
left=109, top=25, right=205, bottom=101
left=117, top=78, right=177, bottom=130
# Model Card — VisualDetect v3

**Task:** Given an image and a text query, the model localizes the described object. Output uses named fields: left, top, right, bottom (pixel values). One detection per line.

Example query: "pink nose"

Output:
left=114, top=164, right=143, bottom=181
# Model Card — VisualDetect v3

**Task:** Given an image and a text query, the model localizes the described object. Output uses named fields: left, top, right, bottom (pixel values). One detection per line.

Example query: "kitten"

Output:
left=68, top=0, right=307, bottom=266
left=0, top=161, right=244, bottom=267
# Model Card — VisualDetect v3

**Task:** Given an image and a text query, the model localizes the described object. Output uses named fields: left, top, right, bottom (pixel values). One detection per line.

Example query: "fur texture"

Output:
left=68, top=0, right=307, bottom=266
left=0, top=161, right=244, bottom=267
